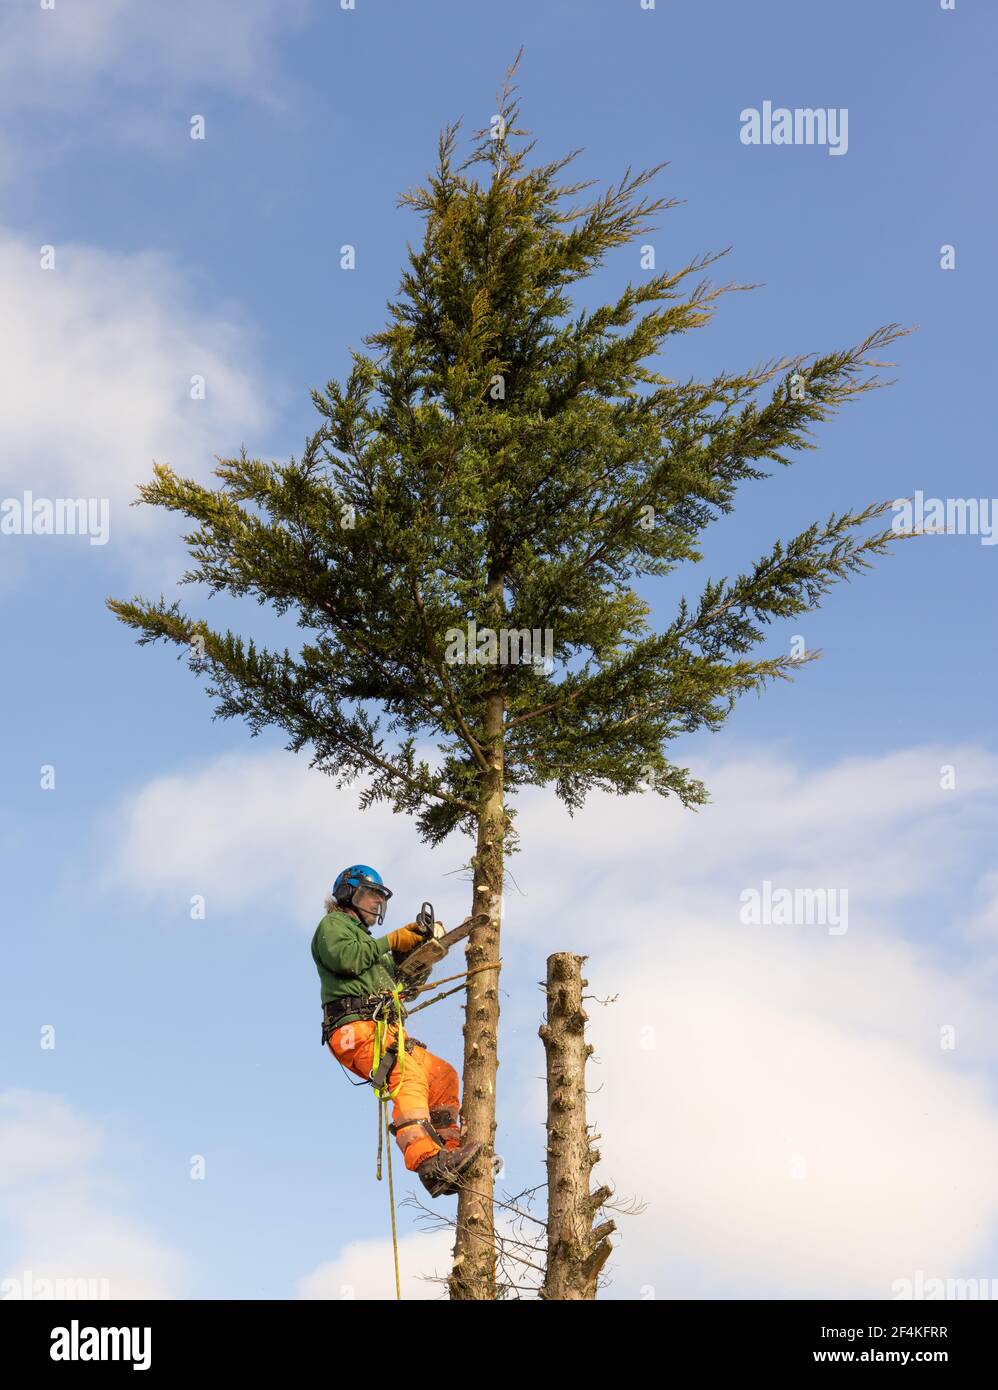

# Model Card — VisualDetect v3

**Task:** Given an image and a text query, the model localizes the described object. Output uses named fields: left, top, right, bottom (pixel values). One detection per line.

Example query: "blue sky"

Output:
left=2, top=0, right=997, bottom=1300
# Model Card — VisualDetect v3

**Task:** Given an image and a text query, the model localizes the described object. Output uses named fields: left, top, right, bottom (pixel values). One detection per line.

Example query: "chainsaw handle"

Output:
left=417, top=900, right=435, bottom=936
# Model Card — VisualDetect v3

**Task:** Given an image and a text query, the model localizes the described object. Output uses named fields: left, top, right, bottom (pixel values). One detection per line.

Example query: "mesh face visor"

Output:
left=351, top=874, right=392, bottom=925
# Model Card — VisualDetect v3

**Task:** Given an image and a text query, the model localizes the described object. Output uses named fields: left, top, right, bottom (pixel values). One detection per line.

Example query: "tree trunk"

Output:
left=539, top=952, right=616, bottom=1300
left=448, top=688, right=504, bottom=1300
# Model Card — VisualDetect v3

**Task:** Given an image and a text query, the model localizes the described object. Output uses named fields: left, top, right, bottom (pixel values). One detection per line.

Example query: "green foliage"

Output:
left=109, top=103, right=909, bottom=846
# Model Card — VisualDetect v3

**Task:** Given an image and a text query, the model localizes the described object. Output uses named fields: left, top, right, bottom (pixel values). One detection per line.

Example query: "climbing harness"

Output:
left=369, top=984, right=409, bottom=1101
left=369, top=984, right=455, bottom=1155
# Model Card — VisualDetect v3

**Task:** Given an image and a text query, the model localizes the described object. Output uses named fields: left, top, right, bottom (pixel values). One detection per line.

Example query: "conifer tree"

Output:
left=109, top=58, right=908, bottom=1299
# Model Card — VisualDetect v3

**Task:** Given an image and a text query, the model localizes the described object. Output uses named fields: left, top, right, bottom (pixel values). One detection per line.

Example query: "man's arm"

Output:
left=315, top=914, right=392, bottom=978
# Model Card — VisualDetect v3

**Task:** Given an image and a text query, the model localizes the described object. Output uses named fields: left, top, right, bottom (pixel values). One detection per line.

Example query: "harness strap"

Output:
left=388, top=1116, right=449, bottom=1151
left=370, top=984, right=413, bottom=1101
left=321, top=994, right=379, bottom=1046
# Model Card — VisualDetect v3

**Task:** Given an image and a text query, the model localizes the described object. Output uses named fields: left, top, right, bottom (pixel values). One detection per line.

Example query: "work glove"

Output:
left=387, top=926, right=424, bottom=955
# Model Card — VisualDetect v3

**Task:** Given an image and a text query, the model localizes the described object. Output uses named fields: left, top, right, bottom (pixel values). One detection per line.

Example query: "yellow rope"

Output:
left=382, top=1099, right=402, bottom=1300
left=368, top=964, right=500, bottom=1301
left=371, top=986, right=407, bottom=1101
left=370, top=987, right=407, bottom=1300
left=375, top=1091, right=384, bottom=1182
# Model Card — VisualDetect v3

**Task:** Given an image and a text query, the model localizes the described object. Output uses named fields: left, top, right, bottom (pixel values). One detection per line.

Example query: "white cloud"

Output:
left=297, top=1229, right=454, bottom=1301
left=0, top=229, right=274, bottom=577
left=578, top=952, right=998, bottom=1298
left=0, top=1090, right=184, bottom=1299
left=957, top=870, right=998, bottom=948
left=105, top=734, right=998, bottom=957
left=0, top=1, right=309, bottom=184
left=504, top=744, right=998, bottom=932
left=0, top=1090, right=103, bottom=1189
left=501, top=745, right=998, bottom=1297
left=0, top=6, right=304, bottom=567
left=104, top=748, right=445, bottom=924
left=0, top=0, right=308, bottom=118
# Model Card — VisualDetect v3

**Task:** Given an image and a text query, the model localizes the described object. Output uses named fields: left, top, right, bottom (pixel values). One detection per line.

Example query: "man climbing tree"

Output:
left=109, top=54, right=909, bottom=1298
left=314, top=863, right=482, bottom=1197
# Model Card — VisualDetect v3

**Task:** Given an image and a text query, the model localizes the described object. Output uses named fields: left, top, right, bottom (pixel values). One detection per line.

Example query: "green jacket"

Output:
left=311, top=908, right=400, bottom=1024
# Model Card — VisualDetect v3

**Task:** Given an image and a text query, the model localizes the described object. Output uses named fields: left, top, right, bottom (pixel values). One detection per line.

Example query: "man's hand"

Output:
left=410, top=912, right=446, bottom=941
left=387, top=926, right=424, bottom=955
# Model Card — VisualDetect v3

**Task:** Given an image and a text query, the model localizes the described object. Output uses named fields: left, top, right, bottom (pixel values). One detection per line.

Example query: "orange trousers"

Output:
left=328, top=1020, right=462, bottom=1171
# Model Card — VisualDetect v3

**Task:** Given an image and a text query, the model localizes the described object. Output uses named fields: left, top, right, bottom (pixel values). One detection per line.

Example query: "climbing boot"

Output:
left=416, top=1139, right=483, bottom=1198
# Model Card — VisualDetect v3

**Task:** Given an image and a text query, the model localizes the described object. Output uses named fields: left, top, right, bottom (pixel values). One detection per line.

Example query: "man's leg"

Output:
left=386, top=1041, right=441, bottom=1171
left=327, top=1024, right=442, bottom=1172
left=328, top=1020, right=377, bottom=1073
left=423, top=1050, right=462, bottom=1150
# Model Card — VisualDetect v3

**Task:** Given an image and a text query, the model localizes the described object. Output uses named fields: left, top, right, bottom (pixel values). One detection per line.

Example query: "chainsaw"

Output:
left=398, top=902, right=491, bottom=989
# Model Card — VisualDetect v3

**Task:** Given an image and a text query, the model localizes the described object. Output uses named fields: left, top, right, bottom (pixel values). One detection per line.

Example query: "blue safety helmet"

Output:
left=332, top=864, right=393, bottom=925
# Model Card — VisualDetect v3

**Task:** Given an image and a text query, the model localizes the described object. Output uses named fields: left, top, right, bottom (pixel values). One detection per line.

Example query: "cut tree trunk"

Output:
left=539, top=952, right=616, bottom=1300
left=448, top=688, right=505, bottom=1300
